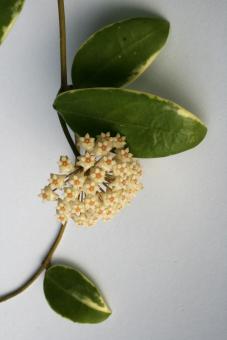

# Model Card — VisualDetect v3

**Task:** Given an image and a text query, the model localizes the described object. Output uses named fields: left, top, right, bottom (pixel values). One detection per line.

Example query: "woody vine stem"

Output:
left=0, top=0, right=71, bottom=303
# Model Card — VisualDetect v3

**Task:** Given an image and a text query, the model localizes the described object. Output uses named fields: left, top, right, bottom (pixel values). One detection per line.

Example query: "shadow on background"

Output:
left=65, top=3, right=204, bottom=120
left=68, top=3, right=161, bottom=42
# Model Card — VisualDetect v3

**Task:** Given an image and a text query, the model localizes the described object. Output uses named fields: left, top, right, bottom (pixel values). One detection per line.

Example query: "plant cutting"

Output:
left=0, top=0, right=207, bottom=323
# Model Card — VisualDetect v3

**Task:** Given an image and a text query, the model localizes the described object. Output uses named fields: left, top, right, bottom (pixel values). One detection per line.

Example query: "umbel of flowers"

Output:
left=39, top=133, right=143, bottom=227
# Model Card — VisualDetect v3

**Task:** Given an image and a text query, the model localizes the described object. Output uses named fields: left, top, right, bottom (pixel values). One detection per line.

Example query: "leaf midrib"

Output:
left=47, top=275, right=108, bottom=313
left=60, top=99, right=185, bottom=133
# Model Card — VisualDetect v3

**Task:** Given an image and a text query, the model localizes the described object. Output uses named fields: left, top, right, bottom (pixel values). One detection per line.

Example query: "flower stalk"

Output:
left=57, top=0, right=79, bottom=157
left=0, top=0, right=71, bottom=303
left=0, top=223, right=67, bottom=303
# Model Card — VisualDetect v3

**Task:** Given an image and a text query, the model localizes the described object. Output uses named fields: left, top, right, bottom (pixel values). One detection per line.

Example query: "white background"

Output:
left=0, top=0, right=226, bottom=339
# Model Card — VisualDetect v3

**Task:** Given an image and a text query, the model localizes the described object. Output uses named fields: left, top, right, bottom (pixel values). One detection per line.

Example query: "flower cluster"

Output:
left=39, top=133, right=143, bottom=227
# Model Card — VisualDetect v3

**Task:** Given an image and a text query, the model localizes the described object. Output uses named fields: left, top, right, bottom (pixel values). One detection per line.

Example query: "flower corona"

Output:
left=39, top=133, right=143, bottom=226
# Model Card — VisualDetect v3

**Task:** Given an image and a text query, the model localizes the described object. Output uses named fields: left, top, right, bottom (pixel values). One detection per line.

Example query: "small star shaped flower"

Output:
left=84, top=195, right=100, bottom=211
left=56, top=198, right=70, bottom=215
left=115, top=148, right=133, bottom=162
left=112, top=133, right=126, bottom=149
left=64, top=187, right=77, bottom=202
left=77, top=133, right=95, bottom=152
left=70, top=201, right=85, bottom=216
left=39, top=185, right=58, bottom=201
left=84, top=179, right=99, bottom=195
left=94, top=141, right=112, bottom=156
left=97, top=155, right=116, bottom=171
left=89, top=167, right=106, bottom=184
left=77, top=152, right=96, bottom=171
left=48, top=173, right=66, bottom=189
left=112, top=162, right=128, bottom=177
left=72, top=213, right=87, bottom=226
left=57, top=214, right=68, bottom=224
left=58, top=156, right=75, bottom=174
left=97, top=132, right=113, bottom=144
left=103, top=191, right=120, bottom=206
left=69, top=172, right=85, bottom=189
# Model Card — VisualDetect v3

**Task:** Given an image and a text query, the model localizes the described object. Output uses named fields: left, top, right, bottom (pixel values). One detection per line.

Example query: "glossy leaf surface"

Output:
left=44, top=265, right=111, bottom=323
left=0, top=0, right=25, bottom=45
left=54, top=88, right=207, bottom=158
left=72, top=17, right=170, bottom=87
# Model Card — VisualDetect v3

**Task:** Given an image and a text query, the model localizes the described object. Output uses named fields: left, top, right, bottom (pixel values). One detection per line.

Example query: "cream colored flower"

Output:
left=115, top=148, right=133, bottom=162
left=89, top=167, right=105, bottom=184
left=39, top=185, right=58, bottom=201
left=94, top=141, right=112, bottom=156
left=77, top=133, right=95, bottom=152
left=64, top=187, right=77, bottom=202
left=97, top=155, right=116, bottom=171
left=96, top=205, right=105, bottom=216
left=58, top=156, right=75, bottom=173
left=49, top=173, right=66, bottom=189
left=112, top=162, right=128, bottom=177
left=84, top=195, right=99, bottom=211
left=84, top=180, right=98, bottom=195
left=56, top=198, right=70, bottom=215
left=77, top=152, right=96, bottom=171
left=40, top=132, right=143, bottom=227
left=103, top=191, right=120, bottom=206
left=82, top=212, right=99, bottom=227
left=57, top=214, right=68, bottom=224
left=129, top=160, right=143, bottom=176
left=72, top=213, right=86, bottom=226
left=112, top=133, right=126, bottom=149
left=97, top=132, right=113, bottom=144
left=70, top=201, right=85, bottom=216
left=119, top=190, right=131, bottom=204
left=108, top=176, right=123, bottom=191
left=102, top=207, right=115, bottom=221
left=69, top=172, right=85, bottom=189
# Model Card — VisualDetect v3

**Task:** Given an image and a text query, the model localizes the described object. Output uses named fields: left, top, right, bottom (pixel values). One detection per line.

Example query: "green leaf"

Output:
left=0, top=0, right=25, bottom=45
left=54, top=88, right=207, bottom=158
left=43, top=264, right=111, bottom=323
left=71, top=17, right=170, bottom=88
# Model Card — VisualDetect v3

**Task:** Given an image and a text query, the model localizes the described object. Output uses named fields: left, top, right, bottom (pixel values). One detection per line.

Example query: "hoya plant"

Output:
left=0, top=0, right=207, bottom=323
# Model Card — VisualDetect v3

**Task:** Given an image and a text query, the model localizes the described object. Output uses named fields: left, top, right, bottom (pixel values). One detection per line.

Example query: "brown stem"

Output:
left=58, top=114, right=79, bottom=157
left=0, top=0, right=73, bottom=304
left=0, top=223, right=67, bottom=303
left=58, top=0, right=67, bottom=90
left=57, top=0, right=79, bottom=157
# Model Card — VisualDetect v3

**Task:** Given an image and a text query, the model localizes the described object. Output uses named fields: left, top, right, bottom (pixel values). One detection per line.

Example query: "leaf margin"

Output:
left=54, top=87, right=207, bottom=158
left=71, top=17, right=170, bottom=87
left=0, top=0, right=25, bottom=45
left=43, top=264, right=111, bottom=324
